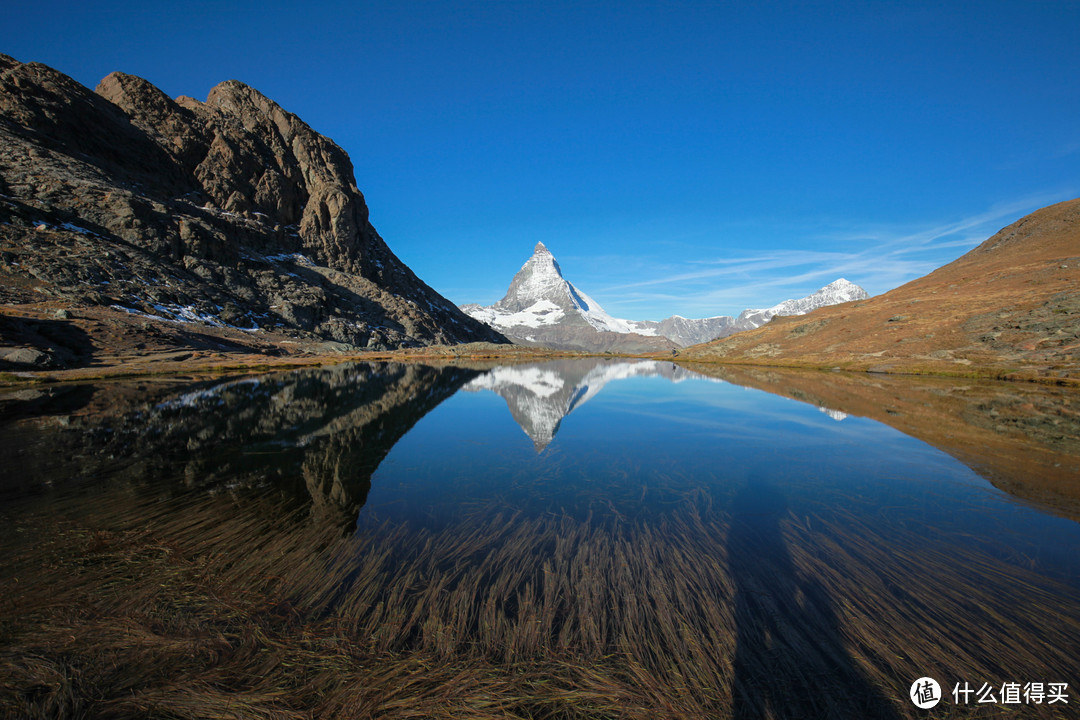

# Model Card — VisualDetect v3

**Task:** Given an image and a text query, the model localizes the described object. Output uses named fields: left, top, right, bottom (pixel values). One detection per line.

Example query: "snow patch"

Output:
left=466, top=299, right=566, bottom=329
left=112, top=303, right=260, bottom=332
left=818, top=407, right=848, bottom=421
left=265, top=252, right=315, bottom=266
left=156, top=377, right=265, bottom=410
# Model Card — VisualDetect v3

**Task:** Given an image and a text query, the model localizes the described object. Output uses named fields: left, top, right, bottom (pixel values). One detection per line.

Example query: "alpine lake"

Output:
left=2, top=358, right=1079, bottom=719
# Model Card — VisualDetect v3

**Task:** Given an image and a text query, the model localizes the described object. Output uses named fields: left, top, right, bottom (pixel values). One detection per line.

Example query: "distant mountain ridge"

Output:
left=728, top=278, right=870, bottom=334
left=0, top=54, right=505, bottom=355
left=462, top=242, right=867, bottom=350
left=678, top=198, right=1080, bottom=381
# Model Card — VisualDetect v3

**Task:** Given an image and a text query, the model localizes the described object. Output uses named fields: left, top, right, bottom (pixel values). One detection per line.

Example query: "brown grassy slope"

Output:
left=680, top=198, right=1080, bottom=381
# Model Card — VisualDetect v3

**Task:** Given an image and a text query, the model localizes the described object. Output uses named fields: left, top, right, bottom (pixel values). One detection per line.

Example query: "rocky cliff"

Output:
left=0, top=54, right=505, bottom=359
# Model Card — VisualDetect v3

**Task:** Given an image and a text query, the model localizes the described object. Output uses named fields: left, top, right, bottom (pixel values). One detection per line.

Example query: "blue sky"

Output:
left=3, top=1, right=1078, bottom=320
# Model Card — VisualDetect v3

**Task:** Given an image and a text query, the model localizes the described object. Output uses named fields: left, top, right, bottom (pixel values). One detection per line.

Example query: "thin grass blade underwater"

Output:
left=2, top=358, right=1078, bottom=719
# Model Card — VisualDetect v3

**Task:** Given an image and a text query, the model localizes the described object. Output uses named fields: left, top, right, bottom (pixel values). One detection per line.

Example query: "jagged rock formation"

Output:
left=462, top=242, right=867, bottom=350
left=633, top=314, right=738, bottom=348
left=679, top=198, right=1080, bottom=381
left=461, top=242, right=677, bottom=352
left=0, top=54, right=505, bottom=351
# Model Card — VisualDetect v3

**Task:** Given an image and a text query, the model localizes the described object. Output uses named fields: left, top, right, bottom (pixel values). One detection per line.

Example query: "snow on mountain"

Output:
left=462, top=299, right=566, bottom=329
left=461, top=244, right=869, bottom=350
left=570, top=283, right=657, bottom=335
left=461, top=243, right=675, bottom=352
left=480, top=242, right=658, bottom=335
left=735, top=279, right=869, bottom=330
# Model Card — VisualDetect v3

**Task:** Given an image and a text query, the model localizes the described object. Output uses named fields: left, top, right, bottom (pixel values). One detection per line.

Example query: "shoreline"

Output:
left=2, top=302, right=1078, bottom=388
left=5, top=348, right=1078, bottom=389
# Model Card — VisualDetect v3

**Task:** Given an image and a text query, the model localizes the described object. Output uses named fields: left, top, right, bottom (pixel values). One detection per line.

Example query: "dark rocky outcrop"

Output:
left=0, top=54, right=506, bottom=349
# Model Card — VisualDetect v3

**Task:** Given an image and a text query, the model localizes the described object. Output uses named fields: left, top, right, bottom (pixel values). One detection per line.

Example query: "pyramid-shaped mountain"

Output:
left=462, top=243, right=868, bottom=350
left=461, top=243, right=678, bottom=352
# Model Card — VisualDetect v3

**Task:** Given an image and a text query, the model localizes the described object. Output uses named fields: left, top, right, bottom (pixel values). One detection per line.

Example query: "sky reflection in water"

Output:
left=369, top=359, right=1080, bottom=586
left=3, top=358, right=1080, bottom=718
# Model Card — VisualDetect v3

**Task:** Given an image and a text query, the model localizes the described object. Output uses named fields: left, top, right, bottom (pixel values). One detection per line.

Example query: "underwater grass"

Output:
left=2, top=479, right=1079, bottom=720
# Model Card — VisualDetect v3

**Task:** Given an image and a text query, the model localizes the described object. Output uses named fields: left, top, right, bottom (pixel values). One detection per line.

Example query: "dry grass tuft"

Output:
left=2, top=482, right=1078, bottom=719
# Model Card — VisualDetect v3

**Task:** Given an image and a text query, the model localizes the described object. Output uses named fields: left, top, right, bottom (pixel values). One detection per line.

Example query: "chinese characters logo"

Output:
left=910, top=677, right=941, bottom=709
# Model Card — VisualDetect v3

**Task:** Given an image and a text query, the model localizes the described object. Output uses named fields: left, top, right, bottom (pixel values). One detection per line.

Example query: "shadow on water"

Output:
left=0, top=383, right=97, bottom=426
left=729, top=480, right=900, bottom=720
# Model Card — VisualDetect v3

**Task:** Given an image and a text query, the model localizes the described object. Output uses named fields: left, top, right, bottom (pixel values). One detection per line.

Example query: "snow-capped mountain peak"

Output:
left=492, top=242, right=567, bottom=314
left=474, top=242, right=661, bottom=338
left=461, top=244, right=869, bottom=350
left=737, top=277, right=869, bottom=328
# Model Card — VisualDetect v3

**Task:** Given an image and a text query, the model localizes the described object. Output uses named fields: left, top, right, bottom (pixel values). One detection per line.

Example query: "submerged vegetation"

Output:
left=2, top=360, right=1079, bottom=719
left=3, top=483, right=1079, bottom=719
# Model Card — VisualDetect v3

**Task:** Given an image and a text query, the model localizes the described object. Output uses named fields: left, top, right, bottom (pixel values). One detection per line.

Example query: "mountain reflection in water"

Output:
left=2, top=358, right=1079, bottom=719
left=1, top=362, right=482, bottom=531
left=463, top=358, right=710, bottom=450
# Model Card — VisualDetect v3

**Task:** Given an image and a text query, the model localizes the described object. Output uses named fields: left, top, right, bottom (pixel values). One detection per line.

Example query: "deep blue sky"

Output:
left=3, top=1, right=1078, bottom=319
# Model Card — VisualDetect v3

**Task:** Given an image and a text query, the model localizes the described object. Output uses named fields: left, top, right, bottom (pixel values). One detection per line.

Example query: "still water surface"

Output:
left=2, top=358, right=1078, bottom=719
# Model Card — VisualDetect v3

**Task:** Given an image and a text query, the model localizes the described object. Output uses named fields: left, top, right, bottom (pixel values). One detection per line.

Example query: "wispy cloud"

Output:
left=603, top=250, right=849, bottom=291
left=1055, top=140, right=1080, bottom=159
left=593, top=192, right=1075, bottom=319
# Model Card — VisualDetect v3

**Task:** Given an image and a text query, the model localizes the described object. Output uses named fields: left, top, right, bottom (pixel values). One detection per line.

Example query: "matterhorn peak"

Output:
left=489, top=241, right=568, bottom=313
left=461, top=244, right=868, bottom=352
left=467, top=242, right=663, bottom=344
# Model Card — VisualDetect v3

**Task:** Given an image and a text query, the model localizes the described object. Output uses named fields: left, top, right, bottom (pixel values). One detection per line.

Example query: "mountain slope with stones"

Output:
left=0, top=54, right=505, bottom=367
